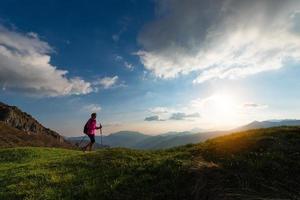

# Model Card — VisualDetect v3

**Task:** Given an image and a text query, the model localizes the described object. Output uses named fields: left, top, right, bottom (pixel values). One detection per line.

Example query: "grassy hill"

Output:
left=1, top=126, right=300, bottom=199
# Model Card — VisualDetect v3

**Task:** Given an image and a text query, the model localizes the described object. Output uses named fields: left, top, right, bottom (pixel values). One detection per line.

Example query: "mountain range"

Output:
left=235, top=119, right=300, bottom=131
left=1, top=101, right=300, bottom=150
left=69, top=119, right=300, bottom=149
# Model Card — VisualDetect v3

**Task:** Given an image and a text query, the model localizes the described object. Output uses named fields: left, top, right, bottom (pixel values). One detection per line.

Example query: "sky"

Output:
left=1, top=0, right=300, bottom=136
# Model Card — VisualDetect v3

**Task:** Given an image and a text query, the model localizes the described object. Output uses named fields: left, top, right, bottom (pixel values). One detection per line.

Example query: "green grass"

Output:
left=194, top=126, right=300, bottom=199
left=0, top=147, right=195, bottom=200
left=1, top=126, right=300, bottom=200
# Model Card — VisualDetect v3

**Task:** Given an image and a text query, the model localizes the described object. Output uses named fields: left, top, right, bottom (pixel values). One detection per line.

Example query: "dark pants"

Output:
left=87, top=134, right=95, bottom=143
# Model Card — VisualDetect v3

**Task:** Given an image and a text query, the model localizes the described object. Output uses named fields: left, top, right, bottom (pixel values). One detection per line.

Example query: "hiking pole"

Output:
left=100, top=128, right=103, bottom=147
left=77, top=135, right=86, bottom=147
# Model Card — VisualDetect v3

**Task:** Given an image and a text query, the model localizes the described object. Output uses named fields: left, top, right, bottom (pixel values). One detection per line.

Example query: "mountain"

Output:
left=68, top=119, right=300, bottom=150
left=190, top=127, right=206, bottom=133
left=236, top=119, right=300, bottom=131
left=96, top=131, right=151, bottom=147
left=1, top=126, right=300, bottom=199
left=134, top=131, right=225, bottom=149
left=0, top=102, right=72, bottom=148
left=160, top=131, right=194, bottom=136
left=68, top=130, right=223, bottom=149
left=68, top=131, right=151, bottom=148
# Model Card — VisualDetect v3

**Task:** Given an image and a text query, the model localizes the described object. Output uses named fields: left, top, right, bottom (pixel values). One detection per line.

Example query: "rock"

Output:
left=0, top=101, right=71, bottom=146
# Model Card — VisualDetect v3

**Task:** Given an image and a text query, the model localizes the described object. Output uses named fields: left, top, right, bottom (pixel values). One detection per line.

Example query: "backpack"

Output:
left=83, top=120, right=89, bottom=134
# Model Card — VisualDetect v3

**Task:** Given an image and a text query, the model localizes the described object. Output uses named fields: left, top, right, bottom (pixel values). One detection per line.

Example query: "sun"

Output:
left=201, top=92, right=239, bottom=127
left=210, top=94, right=235, bottom=114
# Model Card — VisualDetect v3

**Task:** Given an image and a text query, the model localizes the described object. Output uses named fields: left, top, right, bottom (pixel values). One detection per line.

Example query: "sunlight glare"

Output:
left=202, top=92, right=240, bottom=128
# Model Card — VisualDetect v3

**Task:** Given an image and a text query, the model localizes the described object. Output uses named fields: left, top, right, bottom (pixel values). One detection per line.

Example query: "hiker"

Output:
left=83, top=113, right=102, bottom=152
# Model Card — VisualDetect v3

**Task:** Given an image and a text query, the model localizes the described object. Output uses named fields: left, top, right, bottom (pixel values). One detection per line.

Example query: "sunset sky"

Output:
left=1, top=0, right=300, bottom=136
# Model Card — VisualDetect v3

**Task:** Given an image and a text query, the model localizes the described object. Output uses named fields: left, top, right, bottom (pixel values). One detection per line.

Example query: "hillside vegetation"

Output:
left=1, top=126, right=300, bottom=200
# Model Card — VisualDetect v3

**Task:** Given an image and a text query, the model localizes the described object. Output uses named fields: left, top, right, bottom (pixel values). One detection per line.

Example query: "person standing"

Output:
left=83, top=113, right=102, bottom=152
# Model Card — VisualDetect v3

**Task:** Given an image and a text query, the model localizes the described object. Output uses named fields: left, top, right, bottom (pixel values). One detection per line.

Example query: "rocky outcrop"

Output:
left=0, top=102, right=71, bottom=146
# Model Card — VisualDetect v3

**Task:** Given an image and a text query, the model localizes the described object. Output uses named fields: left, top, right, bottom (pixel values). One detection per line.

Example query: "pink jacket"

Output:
left=87, top=119, right=101, bottom=135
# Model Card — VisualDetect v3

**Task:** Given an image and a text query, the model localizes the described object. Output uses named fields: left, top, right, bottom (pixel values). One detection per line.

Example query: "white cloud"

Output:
left=94, top=76, right=119, bottom=89
left=115, top=55, right=134, bottom=71
left=124, top=61, right=134, bottom=70
left=149, top=106, right=169, bottom=114
left=0, top=25, right=93, bottom=97
left=83, top=104, right=102, bottom=113
left=137, top=0, right=300, bottom=83
left=146, top=106, right=200, bottom=122
left=27, top=32, right=38, bottom=38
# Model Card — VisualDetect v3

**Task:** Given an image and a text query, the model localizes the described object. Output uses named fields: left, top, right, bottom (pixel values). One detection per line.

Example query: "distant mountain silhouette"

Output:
left=133, top=131, right=225, bottom=149
left=68, top=131, right=151, bottom=148
left=235, top=119, right=300, bottom=131
left=0, top=102, right=73, bottom=148
left=69, top=130, right=225, bottom=149
left=160, top=131, right=195, bottom=136
left=96, top=131, right=150, bottom=148
left=69, top=119, right=300, bottom=149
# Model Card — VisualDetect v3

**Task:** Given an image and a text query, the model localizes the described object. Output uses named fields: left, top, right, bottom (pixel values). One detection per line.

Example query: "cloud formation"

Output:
left=0, top=25, right=92, bottom=96
left=115, top=55, right=134, bottom=71
left=83, top=104, right=102, bottom=113
left=137, top=0, right=300, bottom=83
left=124, top=61, right=134, bottom=70
left=169, top=112, right=200, bottom=120
left=94, top=76, right=119, bottom=89
left=149, top=106, right=169, bottom=114
left=144, top=111, right=200, bottom=122
left=144, top=115, right=164, bottom=121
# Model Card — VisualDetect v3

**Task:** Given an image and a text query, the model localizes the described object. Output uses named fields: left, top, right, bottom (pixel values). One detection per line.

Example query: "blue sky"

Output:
left=1, top=0, right=300, bottom=136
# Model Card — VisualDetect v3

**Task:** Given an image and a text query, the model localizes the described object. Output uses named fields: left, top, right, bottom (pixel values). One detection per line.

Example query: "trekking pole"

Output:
left=100, top=128, right=103, bottom=147
left=77, top=135, right=86, bottom=147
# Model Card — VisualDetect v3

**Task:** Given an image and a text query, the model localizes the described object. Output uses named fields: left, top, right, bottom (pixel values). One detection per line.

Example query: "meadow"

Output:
left=1, top=126, right=300, bottom=200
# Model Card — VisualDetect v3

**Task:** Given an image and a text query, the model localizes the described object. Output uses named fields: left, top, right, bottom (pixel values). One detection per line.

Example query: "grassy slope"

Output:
left=1, top=126, right=300, bottom=200
left=0, top=147, right=195, bottom=200
left=193, top=126, right=300, bottom=199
